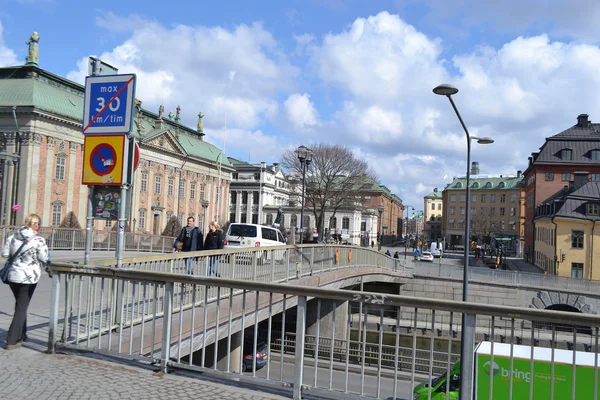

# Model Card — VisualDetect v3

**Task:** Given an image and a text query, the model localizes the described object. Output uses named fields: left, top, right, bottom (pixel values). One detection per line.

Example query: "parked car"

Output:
left=242, top=340, right=269, bottom=372
left=224, top=223, right=287, bottom=262
left=420, top=251, right=434, bottom=262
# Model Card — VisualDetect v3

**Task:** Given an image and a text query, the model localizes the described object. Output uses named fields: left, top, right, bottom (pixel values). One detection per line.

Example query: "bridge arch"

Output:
left=530, top=290, right=595, bottom=314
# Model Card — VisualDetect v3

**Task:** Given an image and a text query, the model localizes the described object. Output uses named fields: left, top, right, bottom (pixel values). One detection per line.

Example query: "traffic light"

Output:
left=561, top=252, right=566, bottom=262
left=554, top=255, right=558, bottom=263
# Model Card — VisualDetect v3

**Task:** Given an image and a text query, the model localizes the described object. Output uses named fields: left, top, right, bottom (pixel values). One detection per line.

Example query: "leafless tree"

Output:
left=281, top=143, right=377, bottom=240
left=470, top=207, right=496, bottom=244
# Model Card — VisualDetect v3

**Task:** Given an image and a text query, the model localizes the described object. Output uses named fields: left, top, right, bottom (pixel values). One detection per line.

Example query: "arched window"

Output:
left=54, top=154, right=66, bottom=181
left=139, top=209, right=147, bottom=230
left=330, top=217, right=337, bottom=229
left=455, top=182, right=462, bottom=188
left=498, top=182, right=505, bottom=188
left=472, top=182, right=479, bottom=189
left=342, top=217, right=350, bottom=230
left=485, top=182, right=492, bottom=188
left=590, top=149, right=600, bottom=160
left=290, top=214, right=297, bottom=227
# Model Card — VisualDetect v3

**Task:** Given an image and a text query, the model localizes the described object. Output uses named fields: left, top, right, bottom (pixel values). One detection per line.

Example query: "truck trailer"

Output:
left=413, top=341, right=600, bottom=399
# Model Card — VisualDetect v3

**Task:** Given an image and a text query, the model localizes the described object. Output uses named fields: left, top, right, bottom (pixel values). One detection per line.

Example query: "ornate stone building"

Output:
left=0, top=33, right=233, bottom=233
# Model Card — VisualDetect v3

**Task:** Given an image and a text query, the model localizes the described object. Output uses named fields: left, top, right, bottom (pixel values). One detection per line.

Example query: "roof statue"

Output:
left=158, top=105, right=164, bottom=120
left=26, top=32, right=40, bottom=66
left=197, top=111, right=204, bottom=133
left=168, top=111, right=174, bottom=120
left=175, top=105, right=181, bottom=123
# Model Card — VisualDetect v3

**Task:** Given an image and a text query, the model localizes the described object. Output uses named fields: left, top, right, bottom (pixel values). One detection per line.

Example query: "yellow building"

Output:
left=534, top=172, right=600, bottom=278
left=441, top=172, right=525, bottom=253
left=423, top=188, right=443, bottom=241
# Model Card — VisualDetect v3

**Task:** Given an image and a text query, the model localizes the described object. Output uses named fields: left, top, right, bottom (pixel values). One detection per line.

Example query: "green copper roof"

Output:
left=425, top=189, right=442, bottom=198
left=444, top=175, right=523, bottom=191
left=0, top=78, right=84, bottom=121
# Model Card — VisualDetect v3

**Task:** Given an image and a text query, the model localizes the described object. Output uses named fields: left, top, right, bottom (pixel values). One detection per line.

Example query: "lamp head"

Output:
left=378, top=205, right=384, bottom=214
left=472, top=136, right=494, bottom=145
left=433, top=84, right=459, bottom=96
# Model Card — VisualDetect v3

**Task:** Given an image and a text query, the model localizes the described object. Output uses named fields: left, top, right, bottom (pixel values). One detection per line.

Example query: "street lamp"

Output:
left=259, top=161, right=267, bottom=224
left=434, top=83, right=494, bottom=399
left=403, top=205, right=414, bottom=260
left=296, top=145, right=312, bottom=244
left=377, top=205, right=384, bottom=251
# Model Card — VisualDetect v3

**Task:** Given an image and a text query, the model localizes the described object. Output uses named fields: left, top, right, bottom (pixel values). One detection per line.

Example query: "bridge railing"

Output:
left=417, top=261, right=600, bottom=293
left=0, top=226, right=176, bottom=252
left=66, top=245, right=409, bottom=343
left=47, top=263, right=600, bottom=400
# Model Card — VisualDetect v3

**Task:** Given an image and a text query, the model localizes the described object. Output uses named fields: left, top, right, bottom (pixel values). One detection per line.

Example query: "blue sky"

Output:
left=3, top=0, right=600, bottom=211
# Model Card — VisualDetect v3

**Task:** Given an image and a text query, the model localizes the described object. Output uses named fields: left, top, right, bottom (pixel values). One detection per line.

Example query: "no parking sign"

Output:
left=82, top=135, right=128, bottom=185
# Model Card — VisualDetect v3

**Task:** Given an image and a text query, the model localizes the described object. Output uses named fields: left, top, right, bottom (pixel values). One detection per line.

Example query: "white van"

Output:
left=430, top=242, right=442, bottom=258
left=224, top=223, right=287, bottom=262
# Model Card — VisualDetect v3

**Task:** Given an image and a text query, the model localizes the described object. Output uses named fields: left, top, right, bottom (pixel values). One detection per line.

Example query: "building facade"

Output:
left=534, top=173, right=600, bottom=278
left=524, top=114, right=600, bottom=263
left=423, top=188, right=443, bottom=241
left=442, top=173, right=525, bottom=253
left=0, top=33, right=232, bottom=234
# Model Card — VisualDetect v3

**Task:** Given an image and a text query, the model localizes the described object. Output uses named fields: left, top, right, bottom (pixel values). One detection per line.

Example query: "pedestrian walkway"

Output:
left=0, top=343, right=291, bottom=400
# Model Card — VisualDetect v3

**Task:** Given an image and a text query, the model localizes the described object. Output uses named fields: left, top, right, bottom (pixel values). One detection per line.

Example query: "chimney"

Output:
left=433, top=188, right=438, bottom=193
left=517, top=170, right=522, bottom=178
left=577, top=114, right=589, bottom=127
left=572, top=171, right=589, bottom=190
left=471, top=161, right=480, bottom=175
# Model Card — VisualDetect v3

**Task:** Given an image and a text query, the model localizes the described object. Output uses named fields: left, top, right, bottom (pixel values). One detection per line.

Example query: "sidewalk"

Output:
left=0, top=344, right=292, bottom=400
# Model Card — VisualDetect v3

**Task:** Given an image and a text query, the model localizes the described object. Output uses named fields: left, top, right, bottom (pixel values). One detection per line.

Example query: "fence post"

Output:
left=47, top=273, right=61, bottom=354
left=71, top=229, right=75, bottom=251
left=252, top=252, right=258, bottom=281
left=50, top=228, right=55, bottom=250
left=161, top=282, right=174, bottom=373
left=293, top=295, right=307, bottom=400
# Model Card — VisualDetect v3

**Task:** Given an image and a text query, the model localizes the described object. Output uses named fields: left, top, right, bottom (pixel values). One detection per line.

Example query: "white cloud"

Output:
left=0, top=21, right=18, bottom=67
left=284, top=93, right=319, bottom=130
left=67, top=15, right=298, bottom=135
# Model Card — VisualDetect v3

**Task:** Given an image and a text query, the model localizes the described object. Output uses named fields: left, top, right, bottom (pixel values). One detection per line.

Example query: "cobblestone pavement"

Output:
left=0, top=345, right=292, bottom=400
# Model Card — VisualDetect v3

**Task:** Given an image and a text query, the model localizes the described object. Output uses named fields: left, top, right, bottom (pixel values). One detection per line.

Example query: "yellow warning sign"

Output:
left=82, top=135, right=127, bottom=185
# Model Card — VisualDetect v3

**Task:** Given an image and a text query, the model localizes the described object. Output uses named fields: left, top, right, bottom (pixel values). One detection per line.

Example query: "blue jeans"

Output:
left=207, top=257, right=220, bottom=277
left=186, top=257, right=194, bottom=274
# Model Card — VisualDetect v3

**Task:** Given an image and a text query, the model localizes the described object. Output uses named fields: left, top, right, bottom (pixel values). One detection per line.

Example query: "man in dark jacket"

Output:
left=174, top=217, right=204, bottom=274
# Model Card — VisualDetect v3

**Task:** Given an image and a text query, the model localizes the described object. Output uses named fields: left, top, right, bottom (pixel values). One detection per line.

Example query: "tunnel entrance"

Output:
left=534, top=304, right=592, bottom=335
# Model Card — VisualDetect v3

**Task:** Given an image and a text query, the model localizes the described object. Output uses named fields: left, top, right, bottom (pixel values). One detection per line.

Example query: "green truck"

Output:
left=413, top=341, right=599, bottom=399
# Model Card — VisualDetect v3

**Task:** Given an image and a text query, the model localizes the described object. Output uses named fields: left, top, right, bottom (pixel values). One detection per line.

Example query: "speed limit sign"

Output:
left=82, top=74, right=136, bottom=135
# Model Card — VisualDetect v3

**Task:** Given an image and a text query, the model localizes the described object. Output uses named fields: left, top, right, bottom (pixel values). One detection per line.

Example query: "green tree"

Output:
left=60, top=211, right=81, bottom=229
left=162, top=216, right=181, bottom=237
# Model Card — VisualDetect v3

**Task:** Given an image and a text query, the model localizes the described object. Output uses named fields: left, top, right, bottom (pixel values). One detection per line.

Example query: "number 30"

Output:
left=95, top=97, right=120, bottom=112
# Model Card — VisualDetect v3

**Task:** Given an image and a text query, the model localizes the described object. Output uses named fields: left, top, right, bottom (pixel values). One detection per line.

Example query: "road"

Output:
left=251, top=355, right=426, bottom=400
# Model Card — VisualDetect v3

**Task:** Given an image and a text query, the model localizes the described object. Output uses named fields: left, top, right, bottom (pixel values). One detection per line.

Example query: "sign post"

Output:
left=81, top=67, right=136, bottom=267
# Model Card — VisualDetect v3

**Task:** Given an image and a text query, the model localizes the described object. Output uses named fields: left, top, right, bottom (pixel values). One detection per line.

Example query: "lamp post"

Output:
left=259, top=161, right=267, bottom=224
left=296, top=145, right=312, bottom=244
left=377, top=205, right=384, bottom=251
left=434, top=83, right=494, bottom=400
left=403, top=205, right=414, bottom=260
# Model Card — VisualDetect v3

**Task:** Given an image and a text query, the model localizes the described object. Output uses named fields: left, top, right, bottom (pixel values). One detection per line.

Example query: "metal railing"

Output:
left=0, top=226, right=176, bottom=252
left=47, top=262, right=600, bottom=400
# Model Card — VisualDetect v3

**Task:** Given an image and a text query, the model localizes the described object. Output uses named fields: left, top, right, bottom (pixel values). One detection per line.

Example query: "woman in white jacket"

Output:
left=2, top=213, right=49, bottom=350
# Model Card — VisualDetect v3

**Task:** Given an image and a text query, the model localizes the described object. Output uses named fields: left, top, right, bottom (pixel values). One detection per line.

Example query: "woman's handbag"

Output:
left=1, top=239, right=30, bottom=284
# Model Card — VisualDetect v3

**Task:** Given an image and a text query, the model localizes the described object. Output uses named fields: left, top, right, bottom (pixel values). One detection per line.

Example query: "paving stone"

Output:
left=0, top=345, right=291, bottom=400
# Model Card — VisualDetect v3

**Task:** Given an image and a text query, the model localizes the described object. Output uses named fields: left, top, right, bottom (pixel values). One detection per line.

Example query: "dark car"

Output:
left=242, top=341, right=268, bottom=372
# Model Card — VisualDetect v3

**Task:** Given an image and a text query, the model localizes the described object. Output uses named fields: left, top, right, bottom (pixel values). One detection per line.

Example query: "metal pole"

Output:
left=116, top=185, right=128, bottom=268
left=299, top=162, right=306, bottom=245
left=10, top=107, right=21, bottom=226
left=84, top=187, right=93, bottom=264
left=447, top=94, right=474, bottom=400
left=378, top=210, right=383, bottom=251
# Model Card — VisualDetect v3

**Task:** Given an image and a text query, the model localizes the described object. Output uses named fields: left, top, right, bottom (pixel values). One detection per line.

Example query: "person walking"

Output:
left=2, top=214, right=49, bottom=350
left=204, top=221, right=224, bottom=277
left=174, top=216, right=204, bottom=274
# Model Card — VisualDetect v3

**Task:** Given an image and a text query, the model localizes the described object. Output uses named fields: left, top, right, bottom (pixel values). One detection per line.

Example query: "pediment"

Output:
left=141, top=130, right=187, bottom=156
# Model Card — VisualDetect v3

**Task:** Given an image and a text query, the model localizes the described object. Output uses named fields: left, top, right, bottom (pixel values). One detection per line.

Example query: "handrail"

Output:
left=48, top=262, right=600, bottom=327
